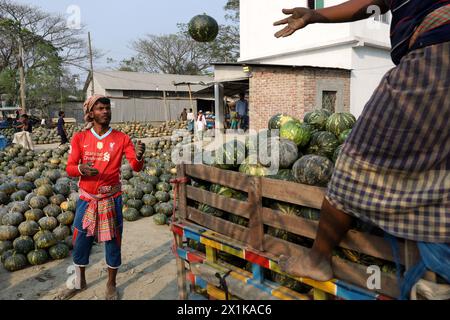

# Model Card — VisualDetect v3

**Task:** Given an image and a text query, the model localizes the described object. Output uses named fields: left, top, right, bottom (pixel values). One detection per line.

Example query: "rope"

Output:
left=215, top=270, right=232, bottom=300
left=169, top=176, right=190, bottom=257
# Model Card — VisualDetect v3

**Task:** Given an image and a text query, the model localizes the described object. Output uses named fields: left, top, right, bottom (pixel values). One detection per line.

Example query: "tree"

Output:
left=118, top=0, right=241, bottom=75
left=225, top=0, right=240, bottom=23
left=0, top=0, right=89, bottom=110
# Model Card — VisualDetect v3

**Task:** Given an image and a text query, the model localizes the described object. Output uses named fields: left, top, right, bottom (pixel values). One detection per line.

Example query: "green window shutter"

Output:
left=315, top=0, right=324, bottom=9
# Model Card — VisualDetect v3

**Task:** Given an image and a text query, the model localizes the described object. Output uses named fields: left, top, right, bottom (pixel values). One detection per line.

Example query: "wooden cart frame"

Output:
left=172, top=164, right=433, bottom=300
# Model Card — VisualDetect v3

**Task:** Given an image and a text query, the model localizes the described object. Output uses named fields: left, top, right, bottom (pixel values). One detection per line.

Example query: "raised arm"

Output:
left=274, top=0, right=389, bottom=38
left=123, top=136, right=145, bottom=172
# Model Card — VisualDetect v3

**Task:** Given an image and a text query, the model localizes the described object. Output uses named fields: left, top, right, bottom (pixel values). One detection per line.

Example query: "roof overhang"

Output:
left=194, top=78, right=249, bottom=96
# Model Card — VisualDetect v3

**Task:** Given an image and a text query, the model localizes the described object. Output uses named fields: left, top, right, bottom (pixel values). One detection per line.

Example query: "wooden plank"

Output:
left=248, top=177, right=264, bottom=251
left=190, top=263, right=279, bottom=300
left=261, top=178, right=326, bottom=209
left=185, top=164, right=250, bottom=192
left=177, top=164, right=187, bottom=220
left=174, top=233, right=188, bottom=300
left=332, top=258, right=399, bottom=299
left=262, top=208, right=415, bottom=264
left=263, top=234, right=400, bottom=298
left=187, top=207, right=250, bottom=244
left=186, top=186, right=250, bottom=218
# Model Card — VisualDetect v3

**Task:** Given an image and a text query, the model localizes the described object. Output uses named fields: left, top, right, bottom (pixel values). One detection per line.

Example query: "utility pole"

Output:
left=59, top=74, right=63, bottom=111
left=18, top=37, right=26, bottom=113
left=88, top=32, right=95, bottom=96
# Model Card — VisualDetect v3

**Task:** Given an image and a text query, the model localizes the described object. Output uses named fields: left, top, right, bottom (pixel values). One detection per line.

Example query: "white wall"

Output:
left=350, top=18, right=391, bottom=46
left=350, top=46, right=394, bottom=117
left=240, top=0, right=395, bottom=117
left=253, top=44, right=353, bottom=69
left=240, top=0, right=352, bottom=63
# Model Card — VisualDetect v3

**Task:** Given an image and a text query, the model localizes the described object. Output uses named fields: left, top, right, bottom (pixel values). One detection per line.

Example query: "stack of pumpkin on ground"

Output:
left=32, top=123, right=83, bottom=145
left=112, top=121, right=188, bottom=139
left=0, top=144, right=79, bottom=272
left=190, top=109, right=397, bottom=293
left=120, top=142, right=178, bottom=226
left=0, top=128, right=15, bottom=142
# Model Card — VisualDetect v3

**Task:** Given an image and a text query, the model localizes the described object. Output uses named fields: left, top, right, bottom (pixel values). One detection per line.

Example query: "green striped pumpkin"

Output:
left=188, top=14, right=219, bottom=43
left=304, top=109, right=331, bottom=131
left=280, top=121, right=312, bottom=147
left=326, top=112, right=356, bottom=137
left=292, top=155, right=334, bottom=187
left=338, top=128, right=352, bottom=144
left=268, top=114, right=297, bottom=130
left=27, top=249, right=49, bottom=266
left=306, top=131, right=340, bottom=159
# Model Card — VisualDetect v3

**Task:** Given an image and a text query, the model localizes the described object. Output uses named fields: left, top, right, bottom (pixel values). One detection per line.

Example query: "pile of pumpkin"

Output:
left=145, top=121, right=188, bottom=138
left=0, top=128, right=15, bottom=142
left=190, top=109, right=398, bottom=281
left=0, top=144, right=79, bottom=272
left=112, top=122, right=154, bottom=139
left=32, top=123, right=83, bottom=145
left=112, top=121, right=188, bottom=139
left=120, top=144, right=178, bottom=226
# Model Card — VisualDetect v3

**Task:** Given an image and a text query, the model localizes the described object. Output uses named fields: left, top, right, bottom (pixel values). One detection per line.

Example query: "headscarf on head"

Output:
left=83, top=94, right=107, bottom=130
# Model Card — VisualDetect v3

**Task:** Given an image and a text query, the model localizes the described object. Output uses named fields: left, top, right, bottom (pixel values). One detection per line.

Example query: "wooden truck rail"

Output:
left=173, top=163, right=426, bottom=300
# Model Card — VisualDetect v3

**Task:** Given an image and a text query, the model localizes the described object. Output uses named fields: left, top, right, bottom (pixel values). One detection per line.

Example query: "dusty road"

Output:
left=0, top=217, right=178, bottom=300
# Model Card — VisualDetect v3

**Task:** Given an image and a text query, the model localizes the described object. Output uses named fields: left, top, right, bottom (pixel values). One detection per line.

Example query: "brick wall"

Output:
left=249, top=66, right=351, bottom=132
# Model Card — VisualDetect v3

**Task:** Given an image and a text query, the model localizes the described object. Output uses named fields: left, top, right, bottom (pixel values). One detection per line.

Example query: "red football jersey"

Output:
left=67, top=128, right=144, bottom=194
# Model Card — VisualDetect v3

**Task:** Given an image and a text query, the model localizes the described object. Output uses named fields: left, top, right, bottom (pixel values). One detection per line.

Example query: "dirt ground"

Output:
left=0, top=133, right=240, bottom=301
left=0, top=217, right=179, bottom=300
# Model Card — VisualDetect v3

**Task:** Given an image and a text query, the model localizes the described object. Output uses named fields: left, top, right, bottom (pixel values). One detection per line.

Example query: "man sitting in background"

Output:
left=12, top=114, right=34, bottom=151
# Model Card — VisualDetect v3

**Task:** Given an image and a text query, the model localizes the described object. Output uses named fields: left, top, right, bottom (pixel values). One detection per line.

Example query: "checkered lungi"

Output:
left=326, top=41, right=450, bottom=243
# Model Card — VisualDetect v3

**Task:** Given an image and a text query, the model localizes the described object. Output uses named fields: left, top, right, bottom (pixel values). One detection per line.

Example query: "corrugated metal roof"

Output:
left=93, top=71, right=213, bottom=92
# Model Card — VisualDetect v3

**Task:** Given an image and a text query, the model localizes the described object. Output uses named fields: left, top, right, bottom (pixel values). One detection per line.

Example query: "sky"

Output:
left=17, top=0, right=231, bottom=78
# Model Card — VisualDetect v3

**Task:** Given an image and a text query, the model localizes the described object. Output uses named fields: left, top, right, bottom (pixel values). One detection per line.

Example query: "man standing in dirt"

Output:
left=179, top=108, right=188, bottom=121
left=60, top=95, right=145, bottom=300
left=57, top=111, right=68, bottom=145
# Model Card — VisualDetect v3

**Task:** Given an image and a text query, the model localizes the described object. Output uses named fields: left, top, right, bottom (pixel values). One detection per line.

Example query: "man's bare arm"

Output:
left=274, top=0, right=390, bottom=38
left=313, top=0, right=389, bottom=23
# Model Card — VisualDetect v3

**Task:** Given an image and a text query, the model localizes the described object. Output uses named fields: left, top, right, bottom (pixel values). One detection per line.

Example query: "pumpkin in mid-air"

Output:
left=188, top=14, right=219, bottom=42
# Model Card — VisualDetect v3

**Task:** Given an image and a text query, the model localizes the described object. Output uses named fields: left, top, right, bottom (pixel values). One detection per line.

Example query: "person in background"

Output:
left=235, top=93, right=249, bottom=131
left=57, top=111, right=68, bottom=145
left=195, top=110, right=207, bottom=141
left=179, top=108, right=188, bottom=122
left=229, top=105, right=239, bottom=132
left=41, top=118, right=46, bottom=127
left=12, top=114, right=34, bottom=150
left=187, top=108, right=195, bottom=134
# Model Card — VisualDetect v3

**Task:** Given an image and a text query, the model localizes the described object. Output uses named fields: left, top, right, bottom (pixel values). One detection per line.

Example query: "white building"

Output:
left=239, top=0, right=395, bottom=117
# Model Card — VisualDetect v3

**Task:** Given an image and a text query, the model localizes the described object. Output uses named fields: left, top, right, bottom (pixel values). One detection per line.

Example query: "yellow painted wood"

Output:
left=229, top=271, right=248, bottom=283
left=201, top=238, right=223, bottom=251
left=301, top=278, right=337, bottom=296
left=272, top=289, right=296, bottom=300
left=313, top=288, right=328, bottom=300
left=221, top=245, right=244, bottom=259
left=273, top=286, right=310, bottom=300
left=206, top=246, right=217, bottom=263
left=207, top=284, right=227, bottom=300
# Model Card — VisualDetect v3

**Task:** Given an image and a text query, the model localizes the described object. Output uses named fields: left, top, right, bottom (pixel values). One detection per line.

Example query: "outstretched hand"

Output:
left=136, top=140, right=146, bottom=160
left=274, top=7, right=316, bottom=38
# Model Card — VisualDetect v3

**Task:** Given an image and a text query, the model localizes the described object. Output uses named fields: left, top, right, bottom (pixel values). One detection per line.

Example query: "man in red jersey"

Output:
left=58, top=95, right=145, bottom=300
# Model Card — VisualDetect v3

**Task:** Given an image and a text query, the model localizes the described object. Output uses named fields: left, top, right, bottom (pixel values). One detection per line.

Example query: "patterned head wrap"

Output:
left=83, top=95, right=107, bottom=130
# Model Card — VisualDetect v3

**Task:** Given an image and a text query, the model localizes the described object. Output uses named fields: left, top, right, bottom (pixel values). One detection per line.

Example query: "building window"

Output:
left=308, top=0, right=324, bottom=9
left=322, top=91, right=337, bottom=113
